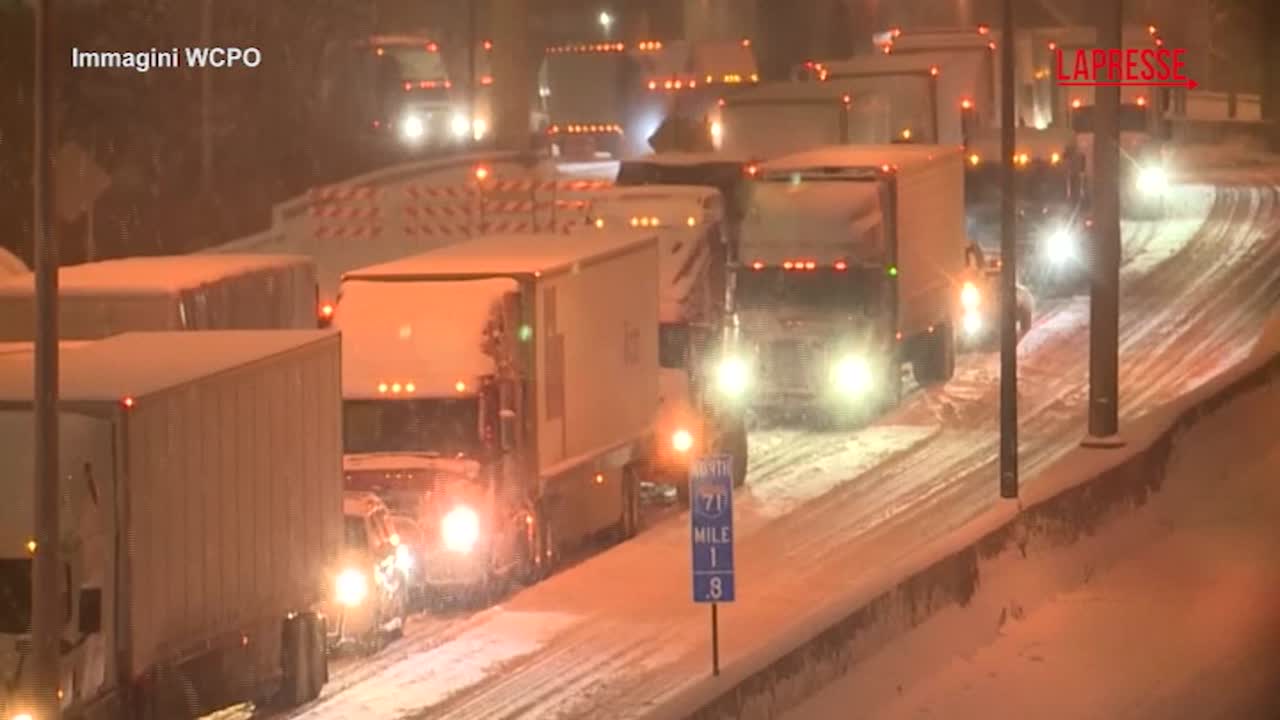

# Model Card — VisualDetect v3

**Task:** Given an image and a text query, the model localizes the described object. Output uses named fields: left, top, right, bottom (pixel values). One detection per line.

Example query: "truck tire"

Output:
left=278, top=613, right=312, bottom=707
left=308, top=612, right=329, bottom=695
left=614, top=464, right=642, bottom=541
left=913, top=324, right=956, bottom=386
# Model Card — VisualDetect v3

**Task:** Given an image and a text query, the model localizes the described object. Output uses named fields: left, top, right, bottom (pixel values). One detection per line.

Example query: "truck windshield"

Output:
left=378, top=45, right=450, bottom=83
left=344, top=398, right=483, bottom=457
left=967, top=164, right=1072, bottom=207
left=735, top=268, right=878, bottom=312
left=0, top=558, right=31, bottom=633
left=1070, top=105, right=1149, bottom=133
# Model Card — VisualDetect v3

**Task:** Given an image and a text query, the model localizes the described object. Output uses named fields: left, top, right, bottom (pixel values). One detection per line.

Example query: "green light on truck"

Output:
left=519, top=324, right=533, bottom=342
left=887, top=265, right=898, bottom=277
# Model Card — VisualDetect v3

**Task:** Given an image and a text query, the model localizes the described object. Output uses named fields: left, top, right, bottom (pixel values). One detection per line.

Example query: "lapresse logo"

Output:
left=1054, top=46, right=1198, bottom=89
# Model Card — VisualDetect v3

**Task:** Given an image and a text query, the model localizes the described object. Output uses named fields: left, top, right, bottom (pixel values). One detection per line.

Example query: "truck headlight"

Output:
left=671, top=428, right=694, bottom=454
left=962, top=310, right=983, bottom=337
left=1045, top=227, right=1076, bottom=265
left=451, top=113, right=471, bottom=138
left=335, top=568, right=369, bottom=607
left=715, top=357, right=751, bottom=396
left=394, top=543, right=414, bottom=573
left=1136, top=165, right=1168, bottom=196
left=11, top=712, right=35, bottom=720
left=441, top=506, right=480, bottom=553
left=400, top=114, right=426, bottom=142
left=960, top=281, right=981, bottom=311
left=472, top=117, right=489, bottom=140
left=831, top=355, right=872, bottom=395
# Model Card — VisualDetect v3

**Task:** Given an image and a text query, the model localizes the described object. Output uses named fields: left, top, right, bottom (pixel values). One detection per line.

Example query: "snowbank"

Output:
left=650, top=305, right=1280, bottom=719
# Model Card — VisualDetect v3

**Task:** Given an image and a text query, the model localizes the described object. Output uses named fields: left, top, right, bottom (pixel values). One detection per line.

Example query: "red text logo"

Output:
left=1056, top=48, right=1198, bottom=89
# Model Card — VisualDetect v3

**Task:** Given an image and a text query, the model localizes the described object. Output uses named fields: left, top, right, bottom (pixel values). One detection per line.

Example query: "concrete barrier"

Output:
left=653, top=318, right=1280, bottom=719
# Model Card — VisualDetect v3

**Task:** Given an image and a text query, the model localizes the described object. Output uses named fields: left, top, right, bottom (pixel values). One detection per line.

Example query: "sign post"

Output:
left=690, top=455, right=735, bottom=677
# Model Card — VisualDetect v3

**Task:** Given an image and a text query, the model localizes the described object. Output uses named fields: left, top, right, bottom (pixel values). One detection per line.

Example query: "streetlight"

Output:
left=598, top=10, right=613, bottom=32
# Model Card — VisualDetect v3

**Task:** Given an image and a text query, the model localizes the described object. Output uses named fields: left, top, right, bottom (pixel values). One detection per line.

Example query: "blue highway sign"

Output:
left=690, top=455, right=735, bottom=603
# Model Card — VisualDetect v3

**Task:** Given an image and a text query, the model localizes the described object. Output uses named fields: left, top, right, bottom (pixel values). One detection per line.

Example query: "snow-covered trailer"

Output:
left=0, top=330, right=342, bottom=718
left=0, top=254, right=318, bottom=341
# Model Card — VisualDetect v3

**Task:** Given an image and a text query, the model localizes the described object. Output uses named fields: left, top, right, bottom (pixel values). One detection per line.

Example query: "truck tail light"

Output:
left=751, top=261, right=764, bottom=270
left=834, top=260, right=848, bottom=271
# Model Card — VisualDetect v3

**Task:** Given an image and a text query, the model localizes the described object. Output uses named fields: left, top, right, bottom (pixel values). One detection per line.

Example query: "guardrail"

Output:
left=651, top=314, right=1280, bottom=718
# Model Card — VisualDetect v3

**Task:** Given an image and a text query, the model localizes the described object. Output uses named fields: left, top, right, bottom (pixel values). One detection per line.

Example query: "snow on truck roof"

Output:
left=762, top=144, right=963, bottom=175
left=622, top=152, right=751, bottom=167
left=342, top=231, right=657, bottom=281
left=0, top=254, right=313, bottom=297
left=0, top=330, right=336, bottom=405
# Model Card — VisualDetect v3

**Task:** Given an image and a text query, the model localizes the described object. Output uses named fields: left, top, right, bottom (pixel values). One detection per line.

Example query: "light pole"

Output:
left=32, top=0, right=64, bottom=717
left=999, top=0, right=1019, bottom=498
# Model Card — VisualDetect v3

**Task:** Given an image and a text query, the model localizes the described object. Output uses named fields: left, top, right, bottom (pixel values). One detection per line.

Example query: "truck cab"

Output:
left=327, top=492, right=409, bottom=653
left=353, top=34, right=479, bottom=150
left=719, top=145, right=970, bottom=427
left=964, top=127, right=1089, bottom=296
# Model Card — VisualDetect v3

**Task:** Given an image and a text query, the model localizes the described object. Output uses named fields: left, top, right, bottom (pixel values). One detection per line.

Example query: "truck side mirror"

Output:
left=79, top=587, right=102, bottom=635
left=499, top=409, right=517, bottom=452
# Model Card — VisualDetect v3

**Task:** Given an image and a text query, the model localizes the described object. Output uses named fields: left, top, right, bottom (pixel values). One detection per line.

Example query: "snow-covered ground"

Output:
left=786, top=370, right=1280, bottom=720
left=207, top=167, right=1280, bottom=720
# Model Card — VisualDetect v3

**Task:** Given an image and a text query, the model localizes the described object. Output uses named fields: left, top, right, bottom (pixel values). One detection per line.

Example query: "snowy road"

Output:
left=226, top=170, right=1280, bottom=720
left=786, top=362, right=1280, bottom=720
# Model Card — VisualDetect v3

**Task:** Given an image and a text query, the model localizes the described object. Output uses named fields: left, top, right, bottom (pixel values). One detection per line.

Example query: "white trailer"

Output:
left=712, top=80, right=894, bottom=158
left=808, top=52, right=988, bottom=145
left=0, top=330, right=342, bottom=719
left=0, top=254, right=318, bottom=341
left=719, top=145, right=972, bottom=425
left=332, top=232, right=658, bottom=603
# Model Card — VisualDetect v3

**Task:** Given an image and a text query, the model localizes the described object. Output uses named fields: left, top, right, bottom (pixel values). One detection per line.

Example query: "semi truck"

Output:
left=331, top=232, right=658, bottom=606
left=0, top=254, right=319, bottom=341
left=718, top=145, right=972, bottom=425
left=349, top=34, right=480, bottom=149
left=585, top=185, right=749, bottom=493
left=0, top=330, right=342, bottom=719
left=964, top=127, right=1089, bottom=296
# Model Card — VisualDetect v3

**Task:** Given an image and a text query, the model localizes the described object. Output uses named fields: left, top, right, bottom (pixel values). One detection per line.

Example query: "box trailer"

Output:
left=720, top=145, right=972, bottom=425
left=0, top=254, right=319, bottom=341
left=0, top=330, right=342, bottom=719
left=333, top=231, right=658, bottom=603
left=713, top=80, right=894, bottom=158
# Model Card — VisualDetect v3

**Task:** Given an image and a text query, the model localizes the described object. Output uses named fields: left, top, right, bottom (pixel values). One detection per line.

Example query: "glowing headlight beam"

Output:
left=1045, top=228, right=1076, bottom=265
left=400, top=114, right=426, bottom=142
left=394, top=543, right=414, bottom=573
left=1136, top=165, right=1168, bottom=196
left=960, top=281, right=981, bottom=311
left=831, top=355, right=873, bottom=395
left=441, top=505, right=481, bottom=553
left=672, top=428, right=694, bottom=453
left=335, top=568, right=369, bottom=607
left=451, top=113, right=471, bottom=138
left=716, top=357, right=750, bottom=396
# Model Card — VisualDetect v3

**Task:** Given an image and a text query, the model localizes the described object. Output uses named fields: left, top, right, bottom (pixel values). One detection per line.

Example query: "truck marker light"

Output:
left=648, top=80, right=657, bottom=90
left=960, top=98, right=974, bottom=110
left=1051, top=152, right=1062, bottom=165
left=26, top=539, right=37, bottom=554
left=929, top=65, right=939, bottom=76
left=122, top=396, right=136, bottom=409
left=741, top=38, right=752, bottom=48
left=750, top=73, right=759, bottom=82
left=783, top=261, right=794, bottom=270
left=1136, top=96, right=1147, bottom=107
left=241, top=634, right=250, bottom=647
left=968, top=153, right=981, bottom=166
left=594, top=472, right=605, bottom=484
left=1048, top=41, right=1057, bottom=51
left=977, top=23, right=990, bottom=35
left=987, top=41, right=997, bottom=51
left=891, top=27, right=902, bottom=38
left=484, top=39, right=493, bottom=50
left=834, top=260, right=848, bottom=271
left=405, top=382, right=416, bottom=393
left=402, top=81, right=412, bottom=92
left=686, top=216, right=697, bottom=227
left=751, top=261, right=765, bottom=270
left=882, top=45, right=892, bottom=55
left=391, top=383, right=403, bottom=394
left=319, top=302, right=335, bottom=319
left=474, top=165, right=490, bottom=182
left=1072, top=98, right=1082, bottom=109
left=375, top=47, right=384, bottom=56
left=900, top=128, right=912, bottom=140
left=455, top=380, right=468, bottom=393
left=1148, top=24, right=1158, bottom=35
left=887, top=265, right=898, bottom=277
left=377, top=382, right=389, bottom=393
left=842, top=94, right=852, bottom=106
left=805, top=261, right=817, bottom=270
left=594, top=218, right=605, bottom=229
left=1154, top=37, right=1164, bottom=47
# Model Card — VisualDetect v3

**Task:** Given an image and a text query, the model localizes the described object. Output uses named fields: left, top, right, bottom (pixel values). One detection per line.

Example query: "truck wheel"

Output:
left=613, top=464, right=642, bottom=541
left=278, top=614, right=312, bottom=707
left=308, top=613, right=329, bottom=694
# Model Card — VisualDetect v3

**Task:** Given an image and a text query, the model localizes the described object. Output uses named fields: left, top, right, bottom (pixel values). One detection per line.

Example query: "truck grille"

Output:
left=767, top=340, right=814, bottom=390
